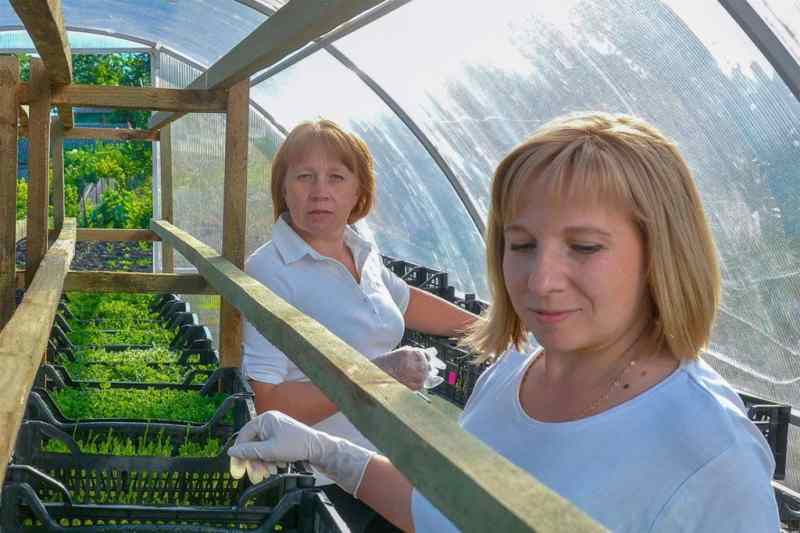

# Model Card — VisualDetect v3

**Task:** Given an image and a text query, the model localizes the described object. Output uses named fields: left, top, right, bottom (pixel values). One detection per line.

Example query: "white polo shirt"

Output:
left=241, top=215, right=410, bottom=455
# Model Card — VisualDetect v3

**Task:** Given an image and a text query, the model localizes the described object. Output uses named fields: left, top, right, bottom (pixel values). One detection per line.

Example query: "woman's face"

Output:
left=503, top=178, right=652, bottom=357
left=283, top=142, right=361, bottom=241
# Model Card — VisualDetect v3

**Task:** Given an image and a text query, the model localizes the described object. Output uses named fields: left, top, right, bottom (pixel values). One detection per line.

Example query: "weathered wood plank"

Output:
left=151, top=220, right=604, bottom=533
left=148, top=0, right=383, bottom=131
left=15, top=270, right=216, bottom=297
left=76, top=228, right=160, bottom=242
left=219, top=80, right=250, bottom=368
left=25, top=59, right=50, bottom=288
left=63, top=127, right=158, bottom=142
left=63, top=271, right=214, bottom=294
left=9, top=0, right=72, bottom=85
left=159, top=125, right=174, bottom=272
left=18, top=83, right=227, bottom=112
left=51, top=120, right=65, bottom=232
left=58, top=104, right=73, bottom=129
left=0, top=57, right=19, bottom=330
left=0, top=218, right=75, bottom=489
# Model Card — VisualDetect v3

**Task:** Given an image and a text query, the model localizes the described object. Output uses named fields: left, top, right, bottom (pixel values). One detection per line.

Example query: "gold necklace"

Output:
left=540, top=329, right=652, bottom=418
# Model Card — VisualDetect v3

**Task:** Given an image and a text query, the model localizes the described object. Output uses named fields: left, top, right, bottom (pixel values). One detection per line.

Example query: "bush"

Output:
left=16, top=179, right=27, bottom=219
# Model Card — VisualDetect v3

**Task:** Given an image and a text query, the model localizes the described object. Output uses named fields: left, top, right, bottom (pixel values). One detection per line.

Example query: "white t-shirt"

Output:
left=241, top=215, right=410, bottom=456
left=412, top=349, right=780, bottom=532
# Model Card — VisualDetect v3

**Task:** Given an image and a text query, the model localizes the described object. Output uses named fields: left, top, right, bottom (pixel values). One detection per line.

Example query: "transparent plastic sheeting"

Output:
left=749, top=0, right=800, bottom=68
left=250, top=51, right=488, bottom=299
left=0, top=0, right=266, bottom=69
left=0, top=29, right=148, bottom=50
left=158, top=52, right=281, bottom=272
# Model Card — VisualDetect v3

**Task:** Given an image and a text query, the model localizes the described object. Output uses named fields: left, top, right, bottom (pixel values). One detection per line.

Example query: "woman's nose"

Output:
left=527, top=249, right=565, bottom=295
left=309, top=177, right=330, bottom=198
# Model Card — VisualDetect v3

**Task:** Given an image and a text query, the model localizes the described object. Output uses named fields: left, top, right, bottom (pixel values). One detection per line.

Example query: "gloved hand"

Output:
left=228, top=411, right=375, bottom=495
left=372, top=346, right=431, bottom=391
left=422, top=347, right=446, bottom=389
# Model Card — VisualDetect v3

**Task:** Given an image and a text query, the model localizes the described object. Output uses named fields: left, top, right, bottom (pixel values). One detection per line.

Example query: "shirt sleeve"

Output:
left=240, top=253, right=294, bottom=385
left=380, top=263, right=411, bottom=314
left=649, top=437, right=780, bottom=533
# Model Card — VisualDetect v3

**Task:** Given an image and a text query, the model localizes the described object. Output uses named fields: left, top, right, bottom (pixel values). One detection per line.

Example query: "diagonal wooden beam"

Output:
left=148, top=0, right=383, bottom=131
left=63, top=127, right=159, bottom=142
left=9, top=0, right=72, bottom=84
left=17, top=84, right=228, bottom=112
left=0, top=218, right=75, bottom=490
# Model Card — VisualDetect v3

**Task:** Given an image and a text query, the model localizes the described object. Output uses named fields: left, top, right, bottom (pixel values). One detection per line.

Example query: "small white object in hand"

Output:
left=423, top=347, right=446, bottom=389
left=229, top=455, right=276, bottom=484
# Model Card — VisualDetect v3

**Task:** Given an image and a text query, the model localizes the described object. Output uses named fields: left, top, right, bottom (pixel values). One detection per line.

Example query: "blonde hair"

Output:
left=271, top=119, right=376, bottom=224
left=466, top=112, right=720, bottom=362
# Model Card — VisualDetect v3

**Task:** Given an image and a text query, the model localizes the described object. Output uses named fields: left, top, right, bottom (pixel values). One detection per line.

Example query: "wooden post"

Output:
left=51, top=119, right=65, bottom=232
left=25, top=59, right=50, bottom=287
left=219, top=80, right=249, bottom=368
left=160, top=124, right=174, bottom=272
left=0, top=56, right=19, bottom=330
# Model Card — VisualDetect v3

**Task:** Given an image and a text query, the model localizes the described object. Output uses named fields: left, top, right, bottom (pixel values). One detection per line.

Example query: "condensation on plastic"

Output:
left=0, top=0, right=267, bottom=69
left=0, top=29, right=149, bottom=50
left=250, top=51, right=488, bottom=298
left=334, top=0, right=800, bottom=411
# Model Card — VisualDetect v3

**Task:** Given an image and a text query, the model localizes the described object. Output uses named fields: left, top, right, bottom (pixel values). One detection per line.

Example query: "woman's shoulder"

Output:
left=652, top=358, right=775, bottom=472
left=462, top=346, right=538, bottom=412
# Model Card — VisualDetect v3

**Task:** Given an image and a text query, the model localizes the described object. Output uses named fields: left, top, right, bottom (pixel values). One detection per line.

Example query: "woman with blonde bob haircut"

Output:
left=231, top=113, right=779, bottom=532
left=471, top=112, right=720, bottom=362
left=240, top=118, right=477, bottom=533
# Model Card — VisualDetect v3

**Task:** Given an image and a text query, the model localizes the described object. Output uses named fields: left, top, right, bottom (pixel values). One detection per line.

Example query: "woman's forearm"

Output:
left=250, top=381, right=339, bottom=425
left=357, top=455, right=415, bottom=532
left=404, top=286, right=481, bottom=337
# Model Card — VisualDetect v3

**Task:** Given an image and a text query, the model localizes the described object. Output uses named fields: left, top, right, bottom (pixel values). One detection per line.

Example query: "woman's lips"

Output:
left=532, top=309, right=575, bottom=325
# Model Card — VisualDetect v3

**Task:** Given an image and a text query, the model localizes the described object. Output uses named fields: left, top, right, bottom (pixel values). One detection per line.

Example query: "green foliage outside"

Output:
left=17, top=52, right=154, bottom=229
left=16, top=179, right=27, bottom=219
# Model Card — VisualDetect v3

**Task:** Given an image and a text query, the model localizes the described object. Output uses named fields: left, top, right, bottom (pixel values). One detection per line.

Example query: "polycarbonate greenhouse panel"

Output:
left=337, top=0, right=800, bottom=406
left=748, top=0, right=800, bottom=66
left=251, top=50, right=488, bottom=299
left=0, top=0, right=266, bottom=68
left=0, top=29, right=148, bottom=51
left=158, top=52, right=282, bottom=275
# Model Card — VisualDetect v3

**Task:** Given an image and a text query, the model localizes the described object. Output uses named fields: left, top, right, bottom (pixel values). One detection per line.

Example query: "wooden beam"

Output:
left=160, top=125, right=174, bottom=272
left=18, top=83, right=227, bottom=113
left=9, top=0, right=73, bottom=85
left=0, top=57, right=19, bottom=330
left=151, top=220, right=604, bottom=533
left=62, top=271, right=214, bottom=294
left=58, top=104, right=73, bottom=129
left=25, top=59, right=50, bottom=288
left=63, top=127, right=159, bottom=142
left=51, top=120, right=65, bottom=232
left=76, top=228, right=160, bottom=242
left=0, top=218, right=75, bottom=489
left=148, top=0, right=383, bottom=131
left=219, top=80, right=250, bottom=368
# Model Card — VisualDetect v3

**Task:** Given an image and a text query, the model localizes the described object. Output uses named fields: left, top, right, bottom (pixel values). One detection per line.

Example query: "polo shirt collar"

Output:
left=272, top=213, right=374, bottom=265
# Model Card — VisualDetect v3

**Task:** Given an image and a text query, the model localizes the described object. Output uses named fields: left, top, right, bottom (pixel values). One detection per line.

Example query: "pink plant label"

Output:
left=448, top=371, right=457, bottom=385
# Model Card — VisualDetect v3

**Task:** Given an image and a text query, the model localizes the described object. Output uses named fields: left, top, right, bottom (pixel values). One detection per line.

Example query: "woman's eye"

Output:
left=296, top=173, right=313, bottom=181
left=572, top=244, right=603, bottom=254
left=330, top=174, right=345, bottom=182
left=509, top=242, right=535, bottom=252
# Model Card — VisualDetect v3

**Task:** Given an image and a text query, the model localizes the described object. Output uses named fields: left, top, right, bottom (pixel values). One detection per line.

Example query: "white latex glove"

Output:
left=372, top=346, right=431, bottom=391
left=422, top=347, right=446, bottom=390
left=228, top=411, right=375, bottom=495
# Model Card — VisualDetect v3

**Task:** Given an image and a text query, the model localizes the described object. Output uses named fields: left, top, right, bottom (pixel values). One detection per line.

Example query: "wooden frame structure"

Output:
left=0, top=1, right=605, bottom=531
